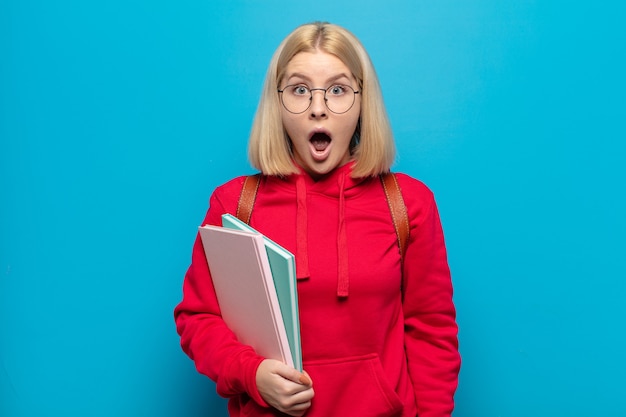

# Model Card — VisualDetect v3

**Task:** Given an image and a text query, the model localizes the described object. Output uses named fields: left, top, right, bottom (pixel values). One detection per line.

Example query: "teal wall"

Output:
left=1, top=1, right=625, bottom=416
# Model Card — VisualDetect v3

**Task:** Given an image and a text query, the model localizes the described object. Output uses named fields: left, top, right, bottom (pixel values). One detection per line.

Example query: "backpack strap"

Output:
left=380, top=173, right=409, bottom=262
left=236, top=174, right=261, bottom=224
left=236, top=173, right=409, bottom=261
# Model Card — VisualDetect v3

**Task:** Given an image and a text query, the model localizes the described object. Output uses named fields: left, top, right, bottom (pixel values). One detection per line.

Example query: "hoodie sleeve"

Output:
left=398, top=175, right=461, bottom=417
left=173, top=179, right=270, bottom=407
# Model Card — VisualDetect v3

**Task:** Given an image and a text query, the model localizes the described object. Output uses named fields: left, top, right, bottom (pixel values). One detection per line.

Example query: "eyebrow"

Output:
left=285, top=72, right=353, bottom=85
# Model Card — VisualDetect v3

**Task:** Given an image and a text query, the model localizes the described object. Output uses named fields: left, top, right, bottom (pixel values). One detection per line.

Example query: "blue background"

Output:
left=1, top=1, right=625, bottom=416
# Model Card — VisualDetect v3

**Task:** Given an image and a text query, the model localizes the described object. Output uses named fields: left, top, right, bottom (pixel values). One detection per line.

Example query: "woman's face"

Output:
left=279, top=50, right=361, bottom=180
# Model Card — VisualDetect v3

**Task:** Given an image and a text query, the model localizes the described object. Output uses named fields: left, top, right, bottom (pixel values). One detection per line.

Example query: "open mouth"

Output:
left=310, top=132, right=331, bottom=152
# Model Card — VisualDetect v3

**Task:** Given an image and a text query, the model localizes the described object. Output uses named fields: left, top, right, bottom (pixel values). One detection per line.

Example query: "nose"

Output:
left=309, top=89, right=327, bottom=118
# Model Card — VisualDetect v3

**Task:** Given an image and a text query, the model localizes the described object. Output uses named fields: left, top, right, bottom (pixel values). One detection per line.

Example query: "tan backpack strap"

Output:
left=381, top=173, right=409, bottom=261
left=236, top=174, right=261, bottom=224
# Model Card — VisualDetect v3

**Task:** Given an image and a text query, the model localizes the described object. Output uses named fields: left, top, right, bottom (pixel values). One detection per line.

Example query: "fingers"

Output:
left=274, top=363, right=312, bottom=387
left=281, top=388, right=314, bottom=416
left=278, top=388, right=314, bottom=417
left=256, top=359, right=315, bottom=415
left=299, top=370, right=312, bottom=386
left=283, top=399, right=313, bottom=417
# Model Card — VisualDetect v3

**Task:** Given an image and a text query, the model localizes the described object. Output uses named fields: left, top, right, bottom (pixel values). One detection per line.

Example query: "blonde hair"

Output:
left=248, top=22, right=395, bottom=178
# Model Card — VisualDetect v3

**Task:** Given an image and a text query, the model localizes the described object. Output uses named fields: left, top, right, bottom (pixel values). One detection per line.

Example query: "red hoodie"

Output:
left=174, top=163, right=460, bottom=417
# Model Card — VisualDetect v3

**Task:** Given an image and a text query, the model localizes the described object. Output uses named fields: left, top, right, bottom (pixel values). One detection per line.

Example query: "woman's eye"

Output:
left=292, top=85, right=309, bottom=95
left=329, top=85, right=346, bottom=95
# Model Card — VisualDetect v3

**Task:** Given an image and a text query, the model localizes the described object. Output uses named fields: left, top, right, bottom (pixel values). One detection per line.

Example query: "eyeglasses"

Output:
left=277, top=84, right=360, bottom=114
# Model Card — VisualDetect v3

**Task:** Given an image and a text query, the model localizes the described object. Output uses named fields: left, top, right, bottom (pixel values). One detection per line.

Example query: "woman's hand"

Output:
left=256, top=359, right=314, bottom=416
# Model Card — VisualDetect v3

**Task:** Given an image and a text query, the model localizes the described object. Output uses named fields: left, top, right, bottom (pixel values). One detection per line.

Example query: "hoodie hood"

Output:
left=288, top=161, right=367, bottom=298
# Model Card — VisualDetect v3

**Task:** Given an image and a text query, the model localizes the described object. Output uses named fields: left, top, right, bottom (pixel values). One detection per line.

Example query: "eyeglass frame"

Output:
left=277, top=84, right=361, bottom=115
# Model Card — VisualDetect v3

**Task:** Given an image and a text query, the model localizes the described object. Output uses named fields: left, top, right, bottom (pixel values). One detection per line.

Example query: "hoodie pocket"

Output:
left=305, top=353, right=404, bottom=417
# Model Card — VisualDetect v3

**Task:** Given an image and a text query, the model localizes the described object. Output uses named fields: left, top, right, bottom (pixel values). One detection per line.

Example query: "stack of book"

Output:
left=198, top=214, right=302, bottom=371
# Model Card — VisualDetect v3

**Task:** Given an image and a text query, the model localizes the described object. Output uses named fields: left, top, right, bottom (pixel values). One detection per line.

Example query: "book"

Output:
left=221, top=214, right=302, bottom=371
left=198, top=225, right=294, bottom=368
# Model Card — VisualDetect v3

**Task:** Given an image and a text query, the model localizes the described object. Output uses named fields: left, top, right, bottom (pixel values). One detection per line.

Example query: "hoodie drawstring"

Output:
left=295, top=175, right=310, bottom=280
left=294, top=169, right=351, bottom=297
left=337, top=174, right=349, bottom=297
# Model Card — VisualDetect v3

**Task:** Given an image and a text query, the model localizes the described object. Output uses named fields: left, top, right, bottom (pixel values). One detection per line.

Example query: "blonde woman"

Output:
left=175, top=22, right=460, bottom=417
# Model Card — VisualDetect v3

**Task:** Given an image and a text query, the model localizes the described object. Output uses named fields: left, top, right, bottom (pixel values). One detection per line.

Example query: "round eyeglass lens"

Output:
left=324, top=85, right=357, bottom=114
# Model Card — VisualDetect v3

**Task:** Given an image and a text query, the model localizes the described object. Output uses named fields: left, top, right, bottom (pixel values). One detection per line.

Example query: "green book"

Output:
left=221, top=214, right=303, bottom=371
